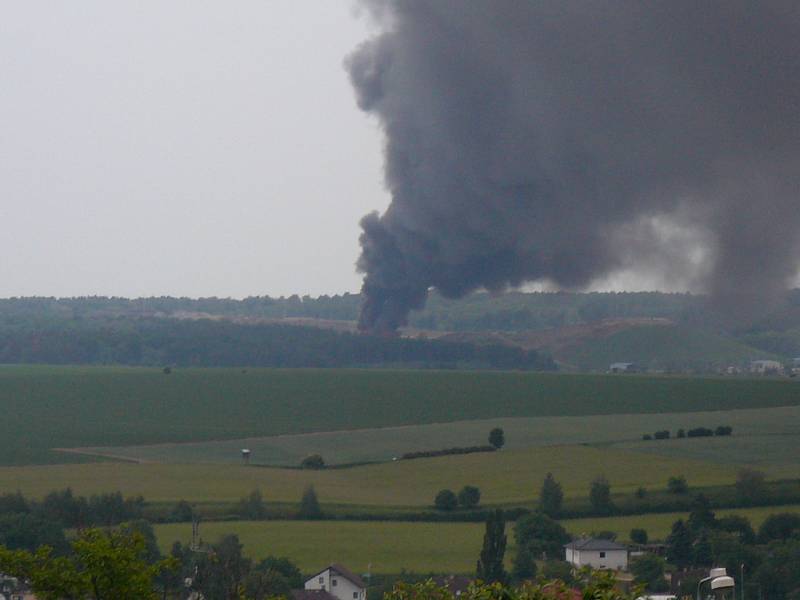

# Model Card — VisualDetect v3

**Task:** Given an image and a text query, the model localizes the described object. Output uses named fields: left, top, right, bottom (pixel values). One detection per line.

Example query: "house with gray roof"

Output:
left=302, top=564, right=366, bottom=600
left=564, top=538, right=628, bottom=570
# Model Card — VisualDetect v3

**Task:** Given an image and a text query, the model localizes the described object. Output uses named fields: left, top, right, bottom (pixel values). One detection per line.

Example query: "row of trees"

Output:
left=642, top=425, right=733, bottom=440
left=434, top=487, right=482, bottom=510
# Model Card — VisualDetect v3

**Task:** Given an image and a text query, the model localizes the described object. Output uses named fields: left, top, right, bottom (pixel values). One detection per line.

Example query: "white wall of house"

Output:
left=567, top=548, right=627, bottom=570
left=305, top=568, right=365, bottom=600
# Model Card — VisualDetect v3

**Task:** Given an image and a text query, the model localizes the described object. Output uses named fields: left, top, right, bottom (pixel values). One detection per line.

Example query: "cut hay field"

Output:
left=0, top=445, right=742, bottom=505
left=72, top=405, right=800, bottom=474
left=2, top=365, right=800, bottom=466
left=153, top=505, right=800, bottom=574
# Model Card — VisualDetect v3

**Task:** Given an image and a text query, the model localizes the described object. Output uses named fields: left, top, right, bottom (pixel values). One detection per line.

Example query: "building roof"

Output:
left=292, top=591, right=339, bottom=600
left=307, top=564, right=367, bottom=589
left=564, top=538, right=627, bottom=551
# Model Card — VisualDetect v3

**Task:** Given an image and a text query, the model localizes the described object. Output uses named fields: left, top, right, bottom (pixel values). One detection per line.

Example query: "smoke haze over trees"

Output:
left=348, top=1, right=800, bottom=331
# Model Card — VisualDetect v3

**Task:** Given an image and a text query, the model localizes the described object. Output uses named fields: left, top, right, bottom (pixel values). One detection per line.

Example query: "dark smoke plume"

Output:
left=347, top=1, right=800, bottom=332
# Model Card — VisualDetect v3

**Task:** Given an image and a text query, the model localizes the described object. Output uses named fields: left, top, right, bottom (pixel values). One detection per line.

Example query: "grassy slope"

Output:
left=0, top=445, right=741, bottom=505
left=153, top=505, right=800, bottom=574
left=73, top=405, right=800, bottom=471
left=2, top=366, right=800, bottom=465
left=556, top=325, right=777, bottom=371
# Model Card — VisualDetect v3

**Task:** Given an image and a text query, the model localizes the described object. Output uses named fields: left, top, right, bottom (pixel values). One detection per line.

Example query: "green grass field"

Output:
left=0, top=444, right=742, bottom=505
left=72, top=405, right=800, bottom=473
left=556, top=325, right=780, bottom=371
left=2, top=365, right=800, bottom=466
left=153, top=505, right=800, bottom=574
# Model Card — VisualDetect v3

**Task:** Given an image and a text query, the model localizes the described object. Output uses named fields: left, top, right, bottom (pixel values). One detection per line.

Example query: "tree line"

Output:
left=0, top=317, right=556, bottom=370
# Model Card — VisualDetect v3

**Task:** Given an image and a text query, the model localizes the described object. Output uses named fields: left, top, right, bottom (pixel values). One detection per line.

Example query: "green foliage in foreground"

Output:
left=386, top=572, right=641, bottom=600
left=0, top=528, right=176, bottom=600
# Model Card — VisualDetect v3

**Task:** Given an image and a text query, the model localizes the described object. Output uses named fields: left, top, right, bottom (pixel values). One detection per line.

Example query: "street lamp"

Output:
left=697, top=568, right=736, bottom=600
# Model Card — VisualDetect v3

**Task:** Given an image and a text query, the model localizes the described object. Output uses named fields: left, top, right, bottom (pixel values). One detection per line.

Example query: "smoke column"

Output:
left=347, top=1, right=800, bottom=331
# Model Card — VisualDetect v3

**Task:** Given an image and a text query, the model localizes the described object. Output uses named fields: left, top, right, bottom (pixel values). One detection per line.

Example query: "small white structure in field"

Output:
left=564, top=538, right=628, bottom=570
left=609, top=362, right=638, bottom=373
left=302, top=564, right=366, bottom=600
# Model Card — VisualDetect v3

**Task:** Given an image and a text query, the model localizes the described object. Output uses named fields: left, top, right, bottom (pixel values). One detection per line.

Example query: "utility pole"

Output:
left=741, top=563, right=744, bottom=600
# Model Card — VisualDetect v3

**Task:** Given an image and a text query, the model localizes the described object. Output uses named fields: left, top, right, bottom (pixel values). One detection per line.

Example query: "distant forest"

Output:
left=0, top=314, right=555, bottom=371
left=0, top=290, right=725, bottom=329
left=2, top=290, right=800, bottom=368
left=4, top=289, right=800, bottom=330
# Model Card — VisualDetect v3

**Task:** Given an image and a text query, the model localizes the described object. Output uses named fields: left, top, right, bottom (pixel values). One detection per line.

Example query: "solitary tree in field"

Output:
left=457, top=485, right=481, bottom=508
left=666, top=519, right=693, bottom=569
left=667, top=475, right=688, bottom=494
left=476, top=509, right=507, bottom=583
left=736, top=468, right=766, bottom=504
left=589, top=475, right=613, bottom=514
left=539, top=472, right=563, bottom=517
left=630, top=528, right=648, bottom=545
left=434, top=489, right=458, bottom=511
left=488, top=427, right=505, bottom=449
left=300, top=454, right=325, bottom=469
left=298, top=486, right=323, bottom=519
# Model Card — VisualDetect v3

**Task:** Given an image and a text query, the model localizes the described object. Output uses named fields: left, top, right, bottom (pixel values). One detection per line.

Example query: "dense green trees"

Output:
left=0, top=315, right=556, bottom=370
left=0, top=527, right=175, bottom=600
left=476, top=509, right=507, bottom=583
left=513, top=512, right=570, bottom=561
left=488, top=428, right=505, bottom=449
left=589, top=476, right=613, bottom=515
left=629, top=528, right=648, bottom=545
left=434, top=489, right=458, bottom=511
left=457, top=486, right=481, bottom=508
left=238, top=489, right=267, bottom=520
left=667, top=475, right=688, bottom=494
left=630, top=553, right=668, bottom=592
left=298, top=486, right=323, bottom=519
left=539, top=473, right=563, bottom=517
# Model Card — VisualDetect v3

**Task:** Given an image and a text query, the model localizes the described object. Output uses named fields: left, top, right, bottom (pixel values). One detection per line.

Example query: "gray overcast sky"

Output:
left=0, top=2, right=388, bottom=298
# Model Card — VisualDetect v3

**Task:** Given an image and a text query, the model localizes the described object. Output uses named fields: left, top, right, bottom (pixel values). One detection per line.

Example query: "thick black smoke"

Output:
left=348, top=1, right=800, bottom=332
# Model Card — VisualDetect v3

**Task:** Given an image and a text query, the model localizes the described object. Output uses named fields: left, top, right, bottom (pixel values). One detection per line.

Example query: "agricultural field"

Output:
left=0, top=444, right=743, bottom=505
left=2, top=365, right=800, bottom=466
left=153, top=504, right=800, bottom=574
left=555, top=324, right=780, bottom=371
left=72, top=405, right=800, bottom=473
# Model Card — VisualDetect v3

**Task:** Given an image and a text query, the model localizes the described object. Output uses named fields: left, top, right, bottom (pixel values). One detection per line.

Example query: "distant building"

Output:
left=301, top=564, right=366, bottom=600
left=750, top=360, right=783, bottom=374
left=564, top=538, right=628, bottom=570
left=609, top=362, right=638, bottom=373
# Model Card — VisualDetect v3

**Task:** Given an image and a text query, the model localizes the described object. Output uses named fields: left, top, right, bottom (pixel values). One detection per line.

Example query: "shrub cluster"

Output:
left=643, top=426, right=732, bottom=440
left=434, top=486, right=482, bottom=510
left=401, top=445, right=496, bottom=460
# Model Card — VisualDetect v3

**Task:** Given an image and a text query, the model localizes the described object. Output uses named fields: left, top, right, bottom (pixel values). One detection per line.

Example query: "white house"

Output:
left=564, top=538, right=628, bottom=570
left=303, top=564, right=367, bottom=600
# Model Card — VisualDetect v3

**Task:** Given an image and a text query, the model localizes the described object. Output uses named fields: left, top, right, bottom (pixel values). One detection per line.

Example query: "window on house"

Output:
left=353, top=593, right=359, bottom=599
left=599, top=552, right=606, bottom=558
left=332, top=580, right=338, bottom=587
left=319, top=577, right=324, bottom=584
